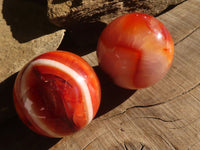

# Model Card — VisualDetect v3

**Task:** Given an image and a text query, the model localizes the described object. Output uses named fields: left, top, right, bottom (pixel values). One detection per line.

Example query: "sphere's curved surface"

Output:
left=97, top=13, right=174, bottom=89
left=13, top=51, right=101, bottom=137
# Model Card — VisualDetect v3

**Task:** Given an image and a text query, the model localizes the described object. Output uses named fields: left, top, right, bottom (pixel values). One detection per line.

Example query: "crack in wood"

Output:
left=153, top=134, right=177, bottom=150
left=170, top=115, right=200, bottom=130
left=123, top=142, right=128, bottom=150
left=140, top=143, right=145, bottom=150
left=103, top=81, right=200, bottom=121
left=81, top=138, right=97, bottom=150
left=123, top=141, right=144, bottom=150
left=136, top=117, right=180, bottom=123
left=175, top=25, right=200, bottom=46
left=81, top=132, right=106, bottom=150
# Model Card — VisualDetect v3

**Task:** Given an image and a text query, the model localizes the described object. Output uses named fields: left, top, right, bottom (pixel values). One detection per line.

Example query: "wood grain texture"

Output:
left=51, top=0, right=200, bottom=149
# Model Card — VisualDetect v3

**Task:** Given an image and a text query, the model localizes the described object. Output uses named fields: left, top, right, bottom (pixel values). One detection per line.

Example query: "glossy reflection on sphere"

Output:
left=13, top=51, right=101, bottom=137
left=97, top=13, right=174, bottom=89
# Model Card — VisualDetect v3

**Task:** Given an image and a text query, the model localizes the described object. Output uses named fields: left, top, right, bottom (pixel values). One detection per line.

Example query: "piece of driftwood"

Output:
left=47, top=0, right=186, bottom=27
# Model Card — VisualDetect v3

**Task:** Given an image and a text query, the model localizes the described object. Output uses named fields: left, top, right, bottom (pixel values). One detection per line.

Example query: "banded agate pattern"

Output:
left=13, top=51, right=101, bottom=137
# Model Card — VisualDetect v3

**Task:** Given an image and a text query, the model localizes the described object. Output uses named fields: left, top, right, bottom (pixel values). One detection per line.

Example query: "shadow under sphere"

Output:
left=94, top=66, right=136, bottom=118
left=58, top=21, right=106, bottom=56
left=0, top=74, right=60, bottom=150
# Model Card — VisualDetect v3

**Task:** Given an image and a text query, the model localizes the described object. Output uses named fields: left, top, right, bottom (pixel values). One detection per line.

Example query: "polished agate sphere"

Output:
left=13, top=51, right=101, bottom=137
left=97, top=13, right=174, bottom=89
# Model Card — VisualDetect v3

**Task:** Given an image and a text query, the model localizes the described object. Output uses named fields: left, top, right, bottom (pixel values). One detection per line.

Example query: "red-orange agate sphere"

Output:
left=13, top=51, right=101, bottom=137
left=97, top=13, right=174, bottom=89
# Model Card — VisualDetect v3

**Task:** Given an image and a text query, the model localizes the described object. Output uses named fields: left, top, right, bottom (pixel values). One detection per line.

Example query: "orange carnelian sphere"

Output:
left=13, top=51, right=101, bottom=137
left=97, top=13, right=174, bottom=89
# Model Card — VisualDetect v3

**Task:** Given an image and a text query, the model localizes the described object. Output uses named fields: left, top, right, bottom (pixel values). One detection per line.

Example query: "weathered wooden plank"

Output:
left=51, top=0, right=200, bottom=149
left=158, top=0, right=200, bottom=44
